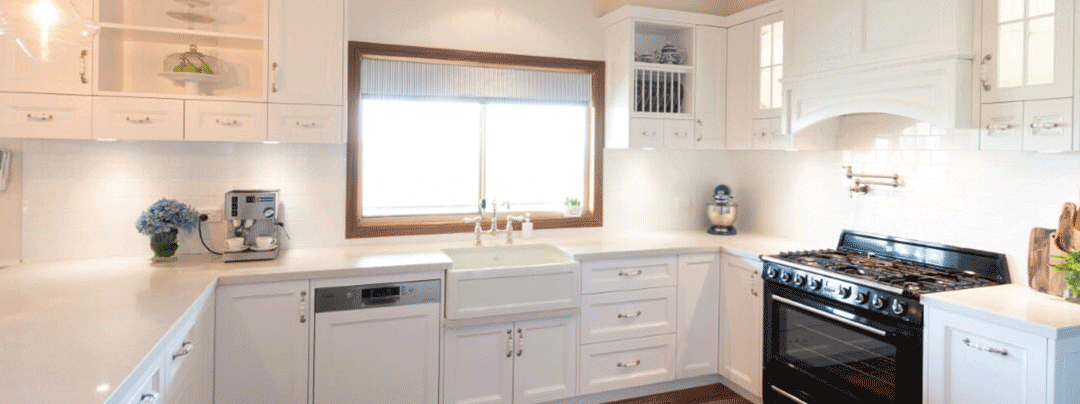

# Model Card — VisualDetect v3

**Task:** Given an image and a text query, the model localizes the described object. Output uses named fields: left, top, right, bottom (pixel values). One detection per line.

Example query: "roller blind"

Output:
left=360, top=57, right=592, bottom=103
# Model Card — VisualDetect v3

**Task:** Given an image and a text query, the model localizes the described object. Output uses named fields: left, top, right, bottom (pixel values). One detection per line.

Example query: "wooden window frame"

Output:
left=346, top=41, right=605, bottom=238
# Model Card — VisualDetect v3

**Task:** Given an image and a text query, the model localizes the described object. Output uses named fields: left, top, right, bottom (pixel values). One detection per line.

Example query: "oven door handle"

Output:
left=771, top=386, right=809, bottom=404
left=772, top=295, right=890, bottom=337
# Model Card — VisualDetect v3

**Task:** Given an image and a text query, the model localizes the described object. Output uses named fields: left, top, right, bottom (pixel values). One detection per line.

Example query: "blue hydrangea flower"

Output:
left=135, top=199, right=199, bottom=235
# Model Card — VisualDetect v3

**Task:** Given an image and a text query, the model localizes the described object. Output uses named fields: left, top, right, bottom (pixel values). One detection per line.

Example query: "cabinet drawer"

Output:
left=93, top=97, right=184, bottom=141
left=581, top=256, right=677, bottom=294
left=980, top=102, right=1023, bottom=151
left=664, top=119, right=695, bottom=150
left=0, top=93, right=91, bottom=139
left=1023, top=98, right=1072, bottom=152
left=628, top=118, right=664, bottom=149
left=578, top=334, right=676, bottom=395
left=112, top=357, right=164, bottom=404
left=267, top=104, right=343, bottom=144
left=184, top=100, right=267, bottom=142
left=580, top=287, right=676, bottom=344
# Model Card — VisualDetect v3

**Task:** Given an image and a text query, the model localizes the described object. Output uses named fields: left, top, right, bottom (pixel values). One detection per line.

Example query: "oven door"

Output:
left=763, top=282, right=921, bottom=404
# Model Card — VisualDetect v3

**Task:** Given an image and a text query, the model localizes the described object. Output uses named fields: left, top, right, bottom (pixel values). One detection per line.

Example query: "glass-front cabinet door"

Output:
left=981, top=0, right=1074, bottom=103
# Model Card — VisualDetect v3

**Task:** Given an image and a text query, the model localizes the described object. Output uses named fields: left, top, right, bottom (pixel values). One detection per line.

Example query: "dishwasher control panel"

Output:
left=314, top=279, right=441, bottom=313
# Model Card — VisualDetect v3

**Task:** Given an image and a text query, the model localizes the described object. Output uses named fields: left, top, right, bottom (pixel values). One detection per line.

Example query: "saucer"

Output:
left=250, top=243, right=277, bottom=251
left=223, top=245, right=248, bottom=253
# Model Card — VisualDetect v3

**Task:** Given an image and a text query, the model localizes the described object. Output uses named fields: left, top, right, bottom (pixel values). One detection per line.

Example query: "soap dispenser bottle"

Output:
left=521, top=212, right=533, bottom=239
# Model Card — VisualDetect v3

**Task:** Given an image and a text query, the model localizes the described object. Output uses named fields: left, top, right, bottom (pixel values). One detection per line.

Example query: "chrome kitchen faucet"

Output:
left=463, top=199, right=524, bottom=246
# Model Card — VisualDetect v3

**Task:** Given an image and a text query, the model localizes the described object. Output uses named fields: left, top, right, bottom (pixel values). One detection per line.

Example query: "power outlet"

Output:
left=200, top=207, right=224, bottom=223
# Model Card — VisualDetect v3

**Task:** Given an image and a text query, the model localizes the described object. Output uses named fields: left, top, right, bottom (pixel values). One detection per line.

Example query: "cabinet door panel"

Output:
left=1022, top=98, right=1072, bottom=152
left=582, top=255, right=677, bottom=294
left=513, top=316, right=577, bottom=404
left=980, top=102, right=1024, bottom=150
left=0, top=93, right=91, bottom=139
left=0, top=0, right=93, bottom=95
left=579, top=334, right=677, bottom=395
left=267, top=104, right=344, bottom=144
left=664, top=119, right=696, bottom=150
left=982, top=0, right=1074, bottom=102
left=444, top=323, right=515, bottom=404
left=694, top=25, right=726, bottom=150
left=719, top=253, right=763, bottom=397
left=268, top=0, right=344, bottom=105
left=215, top=280, right=310, bottom=404
left=629, top=117, right=664, bottom=149
left=184, top=100, right=267, bottom=142
left=676, top=253, right=719, bottom=379
left=314, top=303, right=439, bottom=404
left=726, top=22, right=755, bottom=150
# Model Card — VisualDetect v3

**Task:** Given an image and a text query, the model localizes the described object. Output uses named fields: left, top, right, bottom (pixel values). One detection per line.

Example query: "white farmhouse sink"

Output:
left=443, top=244, right=581, bottom=320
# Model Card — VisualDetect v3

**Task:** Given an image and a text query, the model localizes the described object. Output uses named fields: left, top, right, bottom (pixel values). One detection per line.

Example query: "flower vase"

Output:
left=1066, top=289, right=1080, bottom=304
left=150, top=230, right=179, bottom=262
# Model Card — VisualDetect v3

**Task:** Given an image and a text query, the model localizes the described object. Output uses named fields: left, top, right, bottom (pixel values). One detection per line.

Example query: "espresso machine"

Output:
left=706, top=184, right=737, bottom=235
left=224, top=189, right=281, bottom=262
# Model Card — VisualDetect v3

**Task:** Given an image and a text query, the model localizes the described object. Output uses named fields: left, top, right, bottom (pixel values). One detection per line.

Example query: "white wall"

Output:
left=0, top=139, right=21, bottom=265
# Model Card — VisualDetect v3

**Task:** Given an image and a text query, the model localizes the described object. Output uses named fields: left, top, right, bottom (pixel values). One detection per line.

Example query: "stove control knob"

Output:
left=838, top=286, right=852, bottom=299
left=854, top=292, right=869, bottom=304
left=794, top=275, right=807, bottom=287
left=892, top=301, right=907, bottom=315
left=781, top=272, right=793, bottom=283
left=766, top=267, right=779, bottom=279
left=809, top=278, right=822, bottom=290
left=872, top=296, right=887, bottom=310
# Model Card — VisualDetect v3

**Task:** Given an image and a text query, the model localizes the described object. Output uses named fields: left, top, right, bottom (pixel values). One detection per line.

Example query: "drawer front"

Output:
left=581, top=256, right=677, bottom=294
left=267, top=104, right=343, bottom=144
left=1023, top=98, right=1073, bottom=152
left=0, top=93, right=91, bottom=139
left=580, top=287, right=676, bottom=344
left=628, top=118, right=664, bottom=149
left=184, top=100, right=267, bottom=142
left=93, top=97, right=184, bottom=141
left=578, top=334, right=676, bottom=395
left=113, top=357, right=164, bottom=404
left=664, top=119, right=695, bottom=149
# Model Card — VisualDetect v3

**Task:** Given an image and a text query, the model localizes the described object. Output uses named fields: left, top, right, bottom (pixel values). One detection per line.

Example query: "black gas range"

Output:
left=759, top=230, right=1008, bottom=404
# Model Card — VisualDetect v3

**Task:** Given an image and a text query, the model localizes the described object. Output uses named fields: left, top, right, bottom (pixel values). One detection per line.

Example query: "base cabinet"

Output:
left=444, top=316, right=577, bottom=404
left=162, top=294, right=214, bottom=404
left=719, top=253, right=763, bottom=397
left=924, top=306, right=1080, bottom=404
left=675, top=253, right=720, bottom=379
left=215, top=280, right=311, bottom=404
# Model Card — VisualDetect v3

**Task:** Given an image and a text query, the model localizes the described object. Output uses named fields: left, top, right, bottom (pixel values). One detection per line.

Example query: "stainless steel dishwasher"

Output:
left=312, top=279, right=441, bottom=404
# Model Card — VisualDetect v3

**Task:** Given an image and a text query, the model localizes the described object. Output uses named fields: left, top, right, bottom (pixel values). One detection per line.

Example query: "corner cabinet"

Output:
left=924, top=306, right=1080, bottom=404
left=979, top=0, right=1075, bottom=152
left=215, top=280, right=311, bottom=404
left=719, top=252, right=763, bottom=397
left=443, top=316, right=578, bottom=404
left=601, top=7, right=726, bottom=150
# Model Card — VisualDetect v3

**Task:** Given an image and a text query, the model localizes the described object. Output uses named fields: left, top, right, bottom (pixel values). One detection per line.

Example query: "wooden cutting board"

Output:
left=1029, top=227, right=1054, bottom=293
left=1057, top=203, right=1076, bottom=250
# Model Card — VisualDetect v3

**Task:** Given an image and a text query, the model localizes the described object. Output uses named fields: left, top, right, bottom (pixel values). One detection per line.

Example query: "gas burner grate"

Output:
left=776, top=249, right=999, bottom=295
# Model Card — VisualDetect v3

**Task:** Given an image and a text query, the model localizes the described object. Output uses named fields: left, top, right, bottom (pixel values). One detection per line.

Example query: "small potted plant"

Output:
left=1052, top=249, right=1080, bottom=303
left=563, top=197, right=582, bottom=217
left=136, top=198, right=199, bottom=262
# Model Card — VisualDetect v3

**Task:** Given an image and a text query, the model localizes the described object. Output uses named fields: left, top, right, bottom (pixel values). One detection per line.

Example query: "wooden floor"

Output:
left=606, top=384, right=754, bottom=404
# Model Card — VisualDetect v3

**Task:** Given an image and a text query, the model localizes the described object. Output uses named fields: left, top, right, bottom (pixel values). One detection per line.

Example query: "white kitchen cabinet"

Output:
left=184, top=100, right=267, bottom=142
left=726, top=20, right=755, bottom=150
left=313, top=300, right=439, bottom=404
left=0, top=93, right=92, bottom=139
left=444, top=316, right=577, bottom=404
left=663, top=119, right=696, bottom=149
left=980, top=99, right=1073, bottom=152
left=628, top=117, right=665, bottom=149
left=924, top=305, right=1080, bottom=404
left=215, top=280, right=310, bottom=404
left=93, top=97, right=184, bottom=141
left=675, top=253, right=719, bottom=379
left=693, top=25, right=726, bottom=149
left=117, top=360, right=164, bottom=404
left=981, top=0, right=1074, bottom=104
left=0, top=0, right=93, bottom=95
left=581, top=255, right=677, bottom=294
left=579, top=334, right=677, bottom=395
left=267, top=104, right=344, bottom=144
left=162, top=293, right=214, bottom=404
left=754, top=13, right=783, bottom=119
left=268, top=0, right=344, bottom=105
left=719, top=253, right=763, bottom=397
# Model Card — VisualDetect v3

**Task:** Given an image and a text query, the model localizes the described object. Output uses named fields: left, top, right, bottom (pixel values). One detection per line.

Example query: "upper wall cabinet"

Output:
left=980, top=0, right=1073, bottom=103
left=268, top=0, right=344, bottom=106
left=782, top=0, right=975, bottom=134
left=0, top=0, right=93, bottom=95
left=600, top=6, right=726, bottom=150
left=754, top=13, right=782, bottom=120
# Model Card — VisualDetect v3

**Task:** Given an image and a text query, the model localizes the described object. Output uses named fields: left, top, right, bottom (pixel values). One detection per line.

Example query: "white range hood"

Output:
left=781, top=0, right=976, bottom=134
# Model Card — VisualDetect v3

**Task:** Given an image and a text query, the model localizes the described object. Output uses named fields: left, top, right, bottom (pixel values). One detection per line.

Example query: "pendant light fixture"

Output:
left=0, top=0, right=99, bottom=63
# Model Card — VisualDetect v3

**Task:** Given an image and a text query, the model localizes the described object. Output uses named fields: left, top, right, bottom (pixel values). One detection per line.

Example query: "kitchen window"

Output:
left=346, top=42, right=604, bottom=238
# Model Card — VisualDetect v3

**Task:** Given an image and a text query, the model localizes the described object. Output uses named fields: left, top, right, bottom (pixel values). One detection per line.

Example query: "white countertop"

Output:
left=923, top=284, right=1080, bottom=340
left=0, top=230, right=804, bottom=404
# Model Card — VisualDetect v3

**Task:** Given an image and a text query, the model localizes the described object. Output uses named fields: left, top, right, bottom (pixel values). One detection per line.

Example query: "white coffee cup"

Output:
left=256, top=236, right=277, bottom=249
left=224, top=237, right=245, bottom=251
